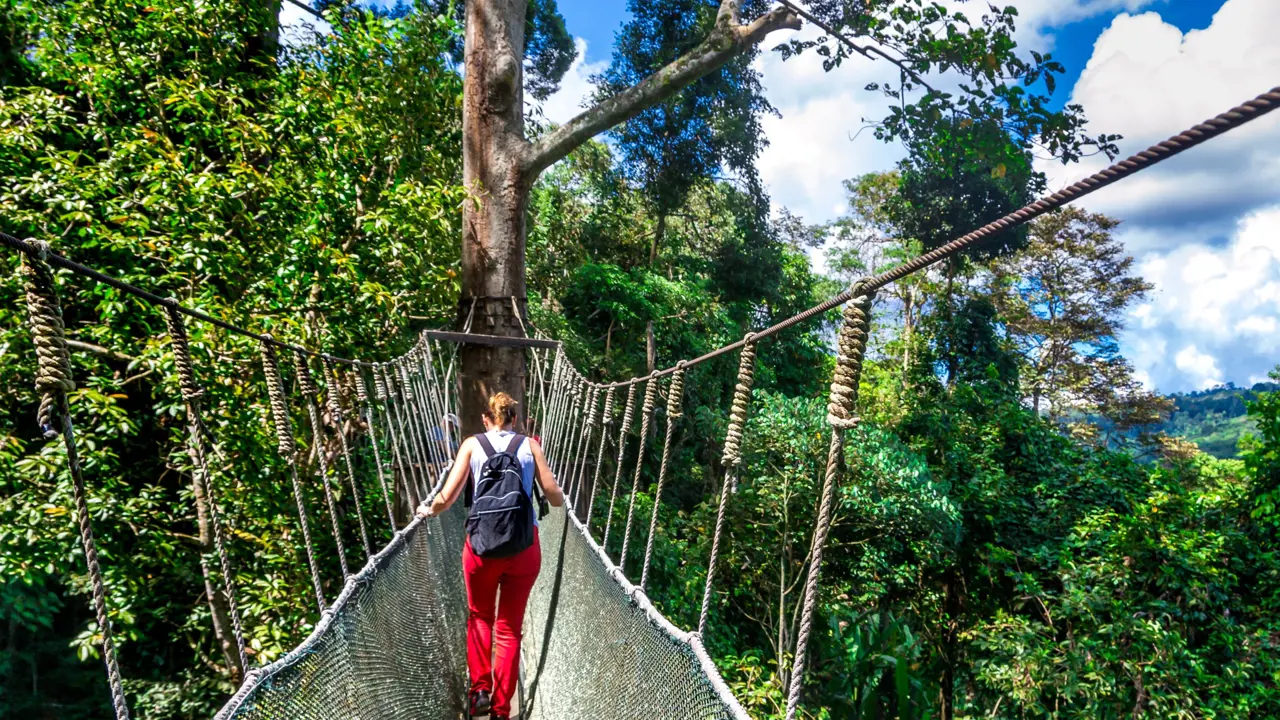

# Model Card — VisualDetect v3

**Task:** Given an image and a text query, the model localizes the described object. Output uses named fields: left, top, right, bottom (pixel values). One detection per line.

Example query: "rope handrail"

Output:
left=598, top=84, right=1280, bottom=387
left=0, top=230, right=371, bottom=367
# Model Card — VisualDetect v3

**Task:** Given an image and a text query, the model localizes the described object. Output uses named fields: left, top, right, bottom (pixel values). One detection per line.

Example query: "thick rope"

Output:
left=785, top=290, right=873, bottom=720
left=641, top=365, right=685, bottom=591
left=619, top=374, right=659, bottom=572
left=353, top=370, right=396, bottom=527
left=22, top=247, right=131, bottom=720
left=700, top=334, right=757, bottom=638
left=585, top=385, right=615, bottom=527
left=164, top=307, right=248, bottom=679
left=295, top=351, right=350, bottom=580
left=23, top=244, right=74, bottom=438
left=325, top=358, right=372, bottom=557
left=603, top=382, right=638, bottom=544
left=260, top=340, right=326, bottom=611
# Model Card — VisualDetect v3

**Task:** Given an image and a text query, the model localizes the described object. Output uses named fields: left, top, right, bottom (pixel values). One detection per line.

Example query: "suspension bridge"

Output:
left=3, top=86, right=1277, bottom=720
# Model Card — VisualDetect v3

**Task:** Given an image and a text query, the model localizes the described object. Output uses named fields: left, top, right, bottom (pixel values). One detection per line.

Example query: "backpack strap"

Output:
left=474, top=432, right=498, bottom=460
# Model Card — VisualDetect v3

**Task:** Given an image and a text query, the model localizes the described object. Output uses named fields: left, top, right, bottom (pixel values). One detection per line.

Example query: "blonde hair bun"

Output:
left=486, top=392, right=518, bottom=425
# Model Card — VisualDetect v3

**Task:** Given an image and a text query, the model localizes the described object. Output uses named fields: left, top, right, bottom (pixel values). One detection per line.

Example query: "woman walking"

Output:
left=418, top=392, right=563, bottom=719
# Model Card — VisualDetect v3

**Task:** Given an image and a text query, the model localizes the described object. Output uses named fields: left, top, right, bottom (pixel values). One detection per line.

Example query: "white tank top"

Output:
left=469, top=430, right=538, bottom=526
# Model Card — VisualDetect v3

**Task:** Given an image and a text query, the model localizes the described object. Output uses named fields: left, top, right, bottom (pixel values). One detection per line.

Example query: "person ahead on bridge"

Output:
left=417, top=392, right=563, bottom=720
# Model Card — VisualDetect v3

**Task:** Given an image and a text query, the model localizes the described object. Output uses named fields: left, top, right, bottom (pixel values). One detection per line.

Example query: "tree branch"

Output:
left=523, top=4, right=801, bottom=176
left=66, top=338, right=135, bottom=363
left=777, top=0, right=940, bottom=97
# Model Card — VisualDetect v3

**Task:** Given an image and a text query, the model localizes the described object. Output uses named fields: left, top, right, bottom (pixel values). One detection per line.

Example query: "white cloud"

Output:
left=534, top=38, right=609, bottom=125
left=1174, top=345, right=1224, bottom=390
left=939, top=0, right=1164, bottom=51
left=1038, top=0, right=1280, bottom=253
left=1124, top=205, right=1280, bottom=391
left=753, top=25, right=905, bottom=226
left=1036, top=0, right=1280, bottom=391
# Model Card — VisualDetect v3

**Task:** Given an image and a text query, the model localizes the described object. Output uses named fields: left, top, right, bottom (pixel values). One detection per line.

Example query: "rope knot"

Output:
left=721, top=334, right=758, bottom=468
left=21, top=244, right=74, bottom=438
left=666, top=366, right=685, bottom=420
left=293, top=350, right=318, bottom=397
left=826, top=290, right=873, bottom=430
left=163, top=306, right=205, bottom=403
left=373, top=364, right=389, bottom=400
left=619, top=383, right=638, bottom=433
left=599, top=385, right=616, bottom=426
left=353, top=369, right=370, bottom=404
left=398, top=363, right=415, bottom=401
left=323, top=359, right=345, bottom=423
left=259, top=340, right=296, bottom=457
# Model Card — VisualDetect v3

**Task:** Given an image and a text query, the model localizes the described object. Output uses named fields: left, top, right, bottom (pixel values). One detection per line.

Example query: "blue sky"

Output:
left=538, top=0, right=1280, bottom=394
left=279, top=1, right=1280, bottom=394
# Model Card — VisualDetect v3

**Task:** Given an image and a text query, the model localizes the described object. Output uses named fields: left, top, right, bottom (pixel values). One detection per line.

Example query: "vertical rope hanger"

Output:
left=379, top=363, right=422, bottom=507
left=323, top=358, right=372, bottom=557
left=641, top=363, right=685, bottom=591
left=399, top=359, right=434, bottom=500
left=352, top=370, right=396, bottom=527
left=573, top=385, right=603, bottom=508
left=21, top=245, right=131, bottom=720
left=375, top=364, right=417, bottom=516
left=619, top=374, right=659, bottom=572
left=785, top=289, right=874, bottom=720
left=699, top=334, right=757, bottom=638
left=164, top=307, right=249, bottom=679
left=603, top=382, right=638, bottom=544
left=542, top=351, right=564, bottom=464
left=417, top=344, right=454, bottom=460
left=260, top=340, right=327, bottom=612
left=294, top=351, right=351, bottom=580
left=567, top=381, right=593, bottom=500
left=405, top=355, right=448, bottom=496
left=545, top=356, right=570, bottom=468
left=550, top=368, right=576, bottom=472
left=585, top=385, right=615, bottom=527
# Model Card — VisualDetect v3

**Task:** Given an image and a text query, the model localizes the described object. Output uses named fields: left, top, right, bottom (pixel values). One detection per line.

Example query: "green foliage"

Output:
left=990, top=206, right=1166, bottom=433
left=1153, top=382, right=1279, bottom=459
left=599, top=0, right=774, bottom=219
left=779, top=0, right=1120, bottom=165
left=0, top=2, right=464, bottom=717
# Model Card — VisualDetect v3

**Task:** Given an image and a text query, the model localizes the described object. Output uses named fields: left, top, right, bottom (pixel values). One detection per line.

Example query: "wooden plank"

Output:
left=422, top=329, right=559, bottom=350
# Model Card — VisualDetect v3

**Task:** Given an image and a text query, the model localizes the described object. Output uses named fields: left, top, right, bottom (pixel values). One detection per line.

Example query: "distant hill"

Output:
left=1160, top=382, right=1278, bottom=458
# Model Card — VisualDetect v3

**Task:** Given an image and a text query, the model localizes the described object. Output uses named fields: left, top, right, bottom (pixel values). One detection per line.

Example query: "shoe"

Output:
left=469, top=689, right=492, bottom=716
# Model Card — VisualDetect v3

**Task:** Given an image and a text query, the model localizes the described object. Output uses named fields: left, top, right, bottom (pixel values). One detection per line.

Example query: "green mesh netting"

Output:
left=215, top=500, right=747, bottom=720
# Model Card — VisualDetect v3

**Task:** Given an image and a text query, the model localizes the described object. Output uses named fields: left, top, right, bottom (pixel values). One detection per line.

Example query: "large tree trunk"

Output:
left=456, top=0, right=800, bottom=432
left=458, top=0, right=532, bottom=435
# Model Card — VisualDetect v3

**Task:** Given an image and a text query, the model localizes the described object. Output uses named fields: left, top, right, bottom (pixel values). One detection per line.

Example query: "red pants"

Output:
left=463, top=529, right=541, bottom=717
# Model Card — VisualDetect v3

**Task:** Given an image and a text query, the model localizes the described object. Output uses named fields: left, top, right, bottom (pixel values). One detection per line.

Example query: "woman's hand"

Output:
left=416, top=494, right=447, bottom=519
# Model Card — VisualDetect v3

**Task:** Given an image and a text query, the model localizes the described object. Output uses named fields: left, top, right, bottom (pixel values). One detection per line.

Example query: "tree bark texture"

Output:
left=458, top=0, right=532, bottom=435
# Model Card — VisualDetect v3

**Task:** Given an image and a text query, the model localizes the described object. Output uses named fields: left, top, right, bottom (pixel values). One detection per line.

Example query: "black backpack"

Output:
left=465, top=434, right=546, bottom=557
